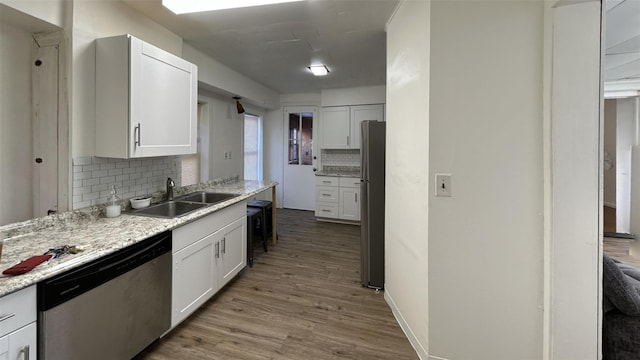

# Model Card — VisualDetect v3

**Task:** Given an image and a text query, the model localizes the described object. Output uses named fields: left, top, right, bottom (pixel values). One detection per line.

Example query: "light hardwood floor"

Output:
left=138, top=209, right=418, bottom=360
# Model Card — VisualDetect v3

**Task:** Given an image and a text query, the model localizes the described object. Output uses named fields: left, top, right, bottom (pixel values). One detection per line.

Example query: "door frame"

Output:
left=32, top=31, right=69, bottom=216
left=545, top=1, right=602, bottom=358
left=282, top=106, right=317, bottom=210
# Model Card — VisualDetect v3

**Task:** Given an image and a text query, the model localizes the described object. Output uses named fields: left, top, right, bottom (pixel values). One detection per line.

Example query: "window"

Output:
left=244, top=114, right=262, bottom=181
left=288, top=112, right=313, bottom=165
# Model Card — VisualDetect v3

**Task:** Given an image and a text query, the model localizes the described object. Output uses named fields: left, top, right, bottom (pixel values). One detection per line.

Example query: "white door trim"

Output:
left=32, top=31, right=69, bottom=216
left=546, top=1, right=602, bottom=358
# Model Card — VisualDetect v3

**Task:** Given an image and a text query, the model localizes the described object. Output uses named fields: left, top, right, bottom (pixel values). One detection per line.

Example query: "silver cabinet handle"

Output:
left=322, top=193, right=331, bottom=197
left=347, top=135, right=350, bottom=146
left=134, top=123, right=141, bottom=147
left=0, top=313, right=15, bottom=322
left=355, top=193, right=358, bottom=202
left=215, top=242, right=220, bottom=258
left=222, top=237, right=226, bottom=254
left=322, top=180, right=331, bottom=184
left=322, top=209, right=331, bottom=212
left=20, top=345, right=29, bottom=360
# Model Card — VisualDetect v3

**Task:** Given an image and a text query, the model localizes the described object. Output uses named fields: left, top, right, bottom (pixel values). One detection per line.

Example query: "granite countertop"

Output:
left=0, top=179, right=276, bottom=298
left=315, top=170, right=360, bottom=177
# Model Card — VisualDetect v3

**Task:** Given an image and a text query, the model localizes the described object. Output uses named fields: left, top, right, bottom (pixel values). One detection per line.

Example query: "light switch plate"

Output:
left=435, top=174, right=452, bottom=197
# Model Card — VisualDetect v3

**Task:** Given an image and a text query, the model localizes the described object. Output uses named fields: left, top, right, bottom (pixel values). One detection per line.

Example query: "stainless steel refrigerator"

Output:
left=360, top=120, right=385, bottom=289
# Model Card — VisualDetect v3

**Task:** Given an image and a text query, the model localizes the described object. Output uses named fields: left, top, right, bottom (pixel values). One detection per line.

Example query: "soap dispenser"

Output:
left=106, top=185, right=122, bottom=218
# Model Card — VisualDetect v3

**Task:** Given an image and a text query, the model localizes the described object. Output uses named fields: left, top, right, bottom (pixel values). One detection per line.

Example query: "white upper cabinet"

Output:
left=320, top=106, right=351, bottom=149
left=319, top=104, right=384, bottom=150
left=96, top=34, right=198, bottom=158
left=349, top=105, right=384, bottom=149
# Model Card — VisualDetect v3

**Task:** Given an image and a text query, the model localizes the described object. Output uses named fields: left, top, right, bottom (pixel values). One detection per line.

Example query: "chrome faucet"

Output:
left=166, top=177, right=175, bottom=201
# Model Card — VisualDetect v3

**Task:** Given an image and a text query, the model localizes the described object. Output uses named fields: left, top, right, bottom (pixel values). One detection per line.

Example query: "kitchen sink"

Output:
left=176, top=191, right=239, bottom=204
left=130, top=201, right=208, bottom=218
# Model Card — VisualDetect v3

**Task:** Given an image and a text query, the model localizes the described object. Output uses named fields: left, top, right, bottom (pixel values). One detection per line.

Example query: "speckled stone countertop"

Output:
left=315, top=171, right=360, bottom=177
left=0, top=179, right=276, bottom=298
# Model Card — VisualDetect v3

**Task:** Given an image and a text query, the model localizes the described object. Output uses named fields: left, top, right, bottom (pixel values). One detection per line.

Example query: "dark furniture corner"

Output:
left=603, top=254, right=640, bottom=360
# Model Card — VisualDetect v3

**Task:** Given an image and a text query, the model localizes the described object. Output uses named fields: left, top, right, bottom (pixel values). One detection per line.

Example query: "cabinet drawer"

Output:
left=173, top=201, right=246, bottom=252
left=0, top=286, right=36, bottom=338
left=315, top=176, right=339, bottom=187
left=315, top=202, right=339, bottom=218
left=338, top=177, right=361, bottom=188
left=316, top=187, right=339, bottom=203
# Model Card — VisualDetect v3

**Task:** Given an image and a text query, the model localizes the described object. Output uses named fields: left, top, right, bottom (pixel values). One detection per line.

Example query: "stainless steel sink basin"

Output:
left=130, top=201, right=208, bottom=218
left=176, top=191, right=238, bottom=204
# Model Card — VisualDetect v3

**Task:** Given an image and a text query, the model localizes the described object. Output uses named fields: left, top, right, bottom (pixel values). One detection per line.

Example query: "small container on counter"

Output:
left=105, top=185, right=122, bottom=218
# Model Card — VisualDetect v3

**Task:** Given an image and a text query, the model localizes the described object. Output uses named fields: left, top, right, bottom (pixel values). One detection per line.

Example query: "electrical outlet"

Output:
left=435, top=174, right=452, bottom=197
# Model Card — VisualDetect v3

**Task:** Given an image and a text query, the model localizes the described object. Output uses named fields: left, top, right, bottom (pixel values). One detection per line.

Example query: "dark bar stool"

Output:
left=247, top=200, right=273, bottom=246
left=246, top=207, right=266, bottom=267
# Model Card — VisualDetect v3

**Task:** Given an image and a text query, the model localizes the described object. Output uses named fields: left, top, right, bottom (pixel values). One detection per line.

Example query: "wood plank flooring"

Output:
left=137, top=209, right=418, bottom=360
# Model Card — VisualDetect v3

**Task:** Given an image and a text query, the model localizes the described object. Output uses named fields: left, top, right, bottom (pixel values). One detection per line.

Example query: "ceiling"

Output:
left=121, top=0, right=399, bottom=94
left=604, top=0, right=640, bottom=83
left=121, top=0, right=638, bottom=94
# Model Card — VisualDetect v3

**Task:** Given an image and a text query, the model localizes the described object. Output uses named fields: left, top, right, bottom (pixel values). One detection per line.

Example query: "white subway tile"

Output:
left=73, top=157, right=92, bottom=166
left=100, top=176, right=115, bottom=184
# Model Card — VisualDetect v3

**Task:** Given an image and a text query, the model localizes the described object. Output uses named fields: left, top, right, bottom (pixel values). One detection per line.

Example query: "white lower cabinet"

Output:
left=171, top=234, right=216, bottom=326
left=339, top=187, right=360, bottom=221
left=216, top=217, right=247, bottom=288
left=0, top=285, right=36, bottom=360
left=171, top=202, right=247, bottom=328
left=0, top=323, right=36, bottom=360
left=315, top=176, right=360, bottom=222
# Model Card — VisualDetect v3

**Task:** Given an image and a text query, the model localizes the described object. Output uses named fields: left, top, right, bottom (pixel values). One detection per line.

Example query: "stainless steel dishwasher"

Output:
left=37, top=231, right=172, bottom=360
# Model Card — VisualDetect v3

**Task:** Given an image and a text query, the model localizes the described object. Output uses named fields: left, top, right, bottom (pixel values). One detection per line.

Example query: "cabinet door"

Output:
left=320, top=107, right=350, bottom=149
left=0, top=322, right=36, bottom=360
left=339, top=187, right=361, bottom=221
left=350, top=105, right=384, bottom=149
left=217, top=217, right=247, bottom=288
left=171, top=234, right=215, bottom=327
left=130, top=37, right=198, bottom=158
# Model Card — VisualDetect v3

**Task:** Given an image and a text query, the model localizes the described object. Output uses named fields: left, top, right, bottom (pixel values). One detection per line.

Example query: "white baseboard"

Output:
left=604, top=202, right=616, bottom=209
left=385, top=290, right=431, bottom=360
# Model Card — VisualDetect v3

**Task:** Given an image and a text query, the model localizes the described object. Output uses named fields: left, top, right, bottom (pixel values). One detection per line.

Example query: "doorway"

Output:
left=283, top=106, right=317, bottom=210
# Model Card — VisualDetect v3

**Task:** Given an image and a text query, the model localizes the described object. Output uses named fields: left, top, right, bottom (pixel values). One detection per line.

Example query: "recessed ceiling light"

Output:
left=162, top=0, right=304, bottom=14
left=308, top=65, right=330, bottom=76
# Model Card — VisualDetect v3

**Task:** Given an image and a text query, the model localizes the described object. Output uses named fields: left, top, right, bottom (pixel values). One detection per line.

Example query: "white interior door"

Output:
left=32, top=42, right=59, bottom=217
left=283, top=107, right=317, bottom=210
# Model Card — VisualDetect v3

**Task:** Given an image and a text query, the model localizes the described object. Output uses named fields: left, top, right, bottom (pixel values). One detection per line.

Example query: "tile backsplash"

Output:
left=321, top=149, right=360, bottom=168
left=72, top=156, right=181, bottom=210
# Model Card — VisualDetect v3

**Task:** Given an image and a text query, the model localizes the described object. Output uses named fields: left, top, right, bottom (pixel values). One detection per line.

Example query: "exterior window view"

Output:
left=0, top=0, right=637, bottom=359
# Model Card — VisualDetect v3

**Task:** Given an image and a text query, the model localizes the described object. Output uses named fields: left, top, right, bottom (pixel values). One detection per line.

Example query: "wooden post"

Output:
left=271, top=185, right=277, bottom=246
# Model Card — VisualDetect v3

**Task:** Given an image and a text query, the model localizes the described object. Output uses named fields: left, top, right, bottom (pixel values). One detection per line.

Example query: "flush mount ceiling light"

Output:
left=308, top=65, right=330, bottom=76
left=162, top=0, right=304, bottom=14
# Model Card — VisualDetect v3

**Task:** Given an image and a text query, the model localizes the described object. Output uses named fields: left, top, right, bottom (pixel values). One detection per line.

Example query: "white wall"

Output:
left=0, top=0, right=65, bottom=28
left=428, top=2, right=544, bottom=358
left=0, top=22, right=33, bottom=225
left=386, top=1, right=547, bottom=359
left=603, top=99, right=617, bottom=207
left=616, top=97, right=637, bottom=233
left=321, top=85, right=386, bottom=107
left=183, top=44, right=280, bottom=110
left=199, top=90, right=245, bottom=180
left=384, top=2, right=430, bottom=358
